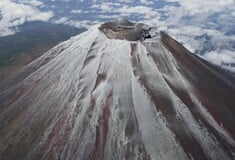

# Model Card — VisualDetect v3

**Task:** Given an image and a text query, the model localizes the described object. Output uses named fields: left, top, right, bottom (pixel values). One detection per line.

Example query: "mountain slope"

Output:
left=0, top=22, right=86, bottom=84
left=0, top=20, right=234, bottom=160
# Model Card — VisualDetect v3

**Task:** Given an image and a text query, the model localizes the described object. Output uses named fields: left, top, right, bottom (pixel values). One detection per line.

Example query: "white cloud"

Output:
left=91, top=2, right=122, bottom=12
left=0, top=0, right=53, bottom=36
left=53, top=17, right=99, bottom=29
left=152, top=0, right=235, bottom=72
left=71, top=9, right=83, bottom=14
left=118, top=0, right=133, bottom=3
left=97, top=14, right=121, bottom=19
left=163, top=0, right=234, bottom=23
left=21, top=0, right=44, bottom=7
left=139, top=0, right=153, bottom=5
left=114, top=5, right=160, bottom=19
left=116, top=5, right=153, bottom=14
left=204, top=50, right=235, bottom=65
left=54, top=17, right=69, bottom=24
left=98, top=3, right=113, bottom=12
left=203, top=50, right=235, bottom=72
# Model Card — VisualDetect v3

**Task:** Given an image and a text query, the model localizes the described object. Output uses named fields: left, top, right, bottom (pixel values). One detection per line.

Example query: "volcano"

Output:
left=0, top=20, right=234, bottom=160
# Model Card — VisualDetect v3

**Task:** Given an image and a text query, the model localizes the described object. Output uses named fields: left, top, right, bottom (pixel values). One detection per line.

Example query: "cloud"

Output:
left=53, top=17, right=99, bottom=29
left=165, top=0, right=233, bottom=14
left=0, top=0, right=53, bottom=36
left=139, top=0, right=153, bottom=5
left=91, top=2, right=122, bottom=13
left=97, top=14, right=122, bottom=19
left=20, top=0, right=44, bottom=7
left=70, top=9, right=83, bottom=14
left=91, top=3, right=114, bottom=12
left=203, top=50, right=235, bottom=72
left=53, top=17, right=69, bottom=24
left=203, top=50, right=235, bottom=65
left=88, top=3, right=160, bottom=21
left=162, top=0, right=234, bottom=25
left=115, top=5, right=156, bottom=15
left=118, top=0, right=133, bottom=3
left=154, top=0, right=235, bottom=72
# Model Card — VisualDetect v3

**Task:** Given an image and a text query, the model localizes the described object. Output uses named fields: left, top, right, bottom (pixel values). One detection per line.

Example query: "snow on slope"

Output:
left=0, top=21, right=234, bottom=160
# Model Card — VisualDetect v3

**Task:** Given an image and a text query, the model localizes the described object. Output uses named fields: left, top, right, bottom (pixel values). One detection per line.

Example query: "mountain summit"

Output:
left=0, top=20, right=234, bottom=160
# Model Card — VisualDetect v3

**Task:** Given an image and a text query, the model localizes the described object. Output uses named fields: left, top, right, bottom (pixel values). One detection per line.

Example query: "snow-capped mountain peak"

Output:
left=0, top=20, right=234, bottom=160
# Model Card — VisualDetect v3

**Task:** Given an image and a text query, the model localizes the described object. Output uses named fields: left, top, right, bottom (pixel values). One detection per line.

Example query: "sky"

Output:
left=0, top=0, right=234, bottom=72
